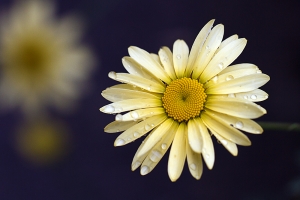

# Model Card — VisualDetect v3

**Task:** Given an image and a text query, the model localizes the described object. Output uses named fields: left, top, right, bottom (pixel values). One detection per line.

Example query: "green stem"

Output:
left=257, top=121, right=300, bottom=132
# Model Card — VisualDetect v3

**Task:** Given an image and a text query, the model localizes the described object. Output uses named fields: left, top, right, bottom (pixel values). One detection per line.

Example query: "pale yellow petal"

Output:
left=158, top=47, right=176, bottom=80
left=100, top=99, right=161, bottom=114
left=214, top=34, right=238, bottom=55
left=206, top=74, right=270, bottom=94
left=102, top=88, right=161, bottom=102
left=210, top=89, right=268, bottom=103
left=186, top=142, right=203, bottom=180
left=218, top=63, right=260, bottom=75
left=122, top=107, right=165, bottom=121
left=211, top=129, right=238, bottom=156
left=140, top=122, right=179, bottom=175
left=205, top=109, right=263, bottom=134
left=173, top=40, right=189, bottom=78
left=201, top=112, right=251, bottom=146
left=187, top=119, right=203, bottom=153
left=104, top=120, right=139, bottom=133
left=108, top=72, right=166, bottom=93
left=194, top=118, right=215, bottom=169
left=122, top=56, right=163, bottom=85
left=150, top=53, right=161, bottom=64
left=200, top=38, right=247, bottom=83
left=205, top=97, right=266, bottom=119
left=109, top=84, right=162, bottom=98
left=114, top=114, right=167, bottom=146
left=137, top=118, right=174, bottom=157
left=185, top=19, right=215, bottom=77
left=192, top=24, right=224, bottom=79
left=128, top=46, right=172, bottom=84
left=204, top=64, right=259, bottom=89
left=168, top=122, right=187, bottom=182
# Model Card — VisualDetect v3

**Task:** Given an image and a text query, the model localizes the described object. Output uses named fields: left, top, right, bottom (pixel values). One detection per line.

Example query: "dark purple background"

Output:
left=1, top=0, right=300, bottom=199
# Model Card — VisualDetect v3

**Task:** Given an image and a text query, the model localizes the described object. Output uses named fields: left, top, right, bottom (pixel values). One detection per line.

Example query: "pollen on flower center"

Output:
left=162, top=77, right=207, bottom=122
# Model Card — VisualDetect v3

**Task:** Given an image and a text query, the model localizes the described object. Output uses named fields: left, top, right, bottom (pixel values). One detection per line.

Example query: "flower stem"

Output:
left=257, top=121, right=300, bottom=132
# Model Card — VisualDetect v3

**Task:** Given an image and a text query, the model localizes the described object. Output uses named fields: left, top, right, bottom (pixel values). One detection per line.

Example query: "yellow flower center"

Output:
left=162, top=77, right=207, bottom=122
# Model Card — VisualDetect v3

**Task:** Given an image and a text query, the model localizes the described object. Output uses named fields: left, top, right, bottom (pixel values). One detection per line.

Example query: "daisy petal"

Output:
left=102, top=88, right=161, bottom=102
left=150, top=53, right=161, bottom=64
left=206, top=74, right=270, bottom=94
left=104, top=120, right=139, bottom=133
left=139, top=122, right=179, bottom=175
left=100, top=99, right=161, bottom=114
left=200, top=38, right=247, bottom=83
left=205, top=97, right=266, bottom=119
left=185, top=19, right=215, bottom=77
left=205, top=109, right=263, bottom=134
left=114, top=114, right=167, bottom=146
left=122, top=107, right=165, bottom=121
left=214, top=34, right=238, bottom=55
left=109, top=84, right=162, bottom=98
left=188, top=119, right=203, bottom=153
left=137, top=118, right=174, bottom=157
left=173, top=40, right=189, bottom=78
left=122, top=56, right=163, bottom=85
left=186, top=142, right=203, bottom=180
left=159, top=47, right=176, bottom=80
left=195, top=118, right=215, bottom=169
left=211, top=89, right=268, bottom=102
left=108, top=72, right=165, bottom=93
left=128, top=46, right=172, bottom=84
left=192, top=24, right=224, bottom=79
left=204, top=63, right=259, bottom=88
left=218, top=63, right=260, bottom=75
left=168, top=122, right=187, bottom=182
left=202, top=112, right=251, bottom=146
left=212, top=129, right=238, bottom=156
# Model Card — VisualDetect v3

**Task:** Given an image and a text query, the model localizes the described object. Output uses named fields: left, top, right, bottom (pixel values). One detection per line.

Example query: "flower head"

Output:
left=0, top=0, right=95, bottom=115
left=100, top=19, right=270, bottom=181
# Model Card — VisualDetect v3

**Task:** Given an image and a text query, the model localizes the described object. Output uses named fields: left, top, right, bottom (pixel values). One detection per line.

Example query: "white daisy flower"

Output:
left=0, top=0, right=95, bottom=115
left=100, top=19, right=270, bottom=181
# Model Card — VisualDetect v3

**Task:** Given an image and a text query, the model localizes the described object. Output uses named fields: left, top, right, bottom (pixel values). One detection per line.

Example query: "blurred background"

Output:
left=0, top=0, right=299, bottom=199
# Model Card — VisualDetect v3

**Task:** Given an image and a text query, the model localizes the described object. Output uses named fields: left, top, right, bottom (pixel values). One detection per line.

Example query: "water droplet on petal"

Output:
left=149, top=150, right=163, bottom=162
left=189, top=163, right=197, bottom=170
left=235, top=121, right=244, bottom=129
left=226, top=75, right=234, bottom=81
left=212, top=76, right=218, bottom=83
left=221, top=140, right=228, bottom=145
left=151, top=124, right=155, bottom=127
left=256, top=70, right=262, bottom=74
left=205, top=45, right=210, bottom=49
left=141, top=165, right=150, bottom=175
left=103, top=105, right=115, bottom=113
left=133, top=132, right=139, bottom=137
left=218, top=62, right=224, bottom=69
left=108, top=71, right=117, bottom=79
left=250, top=94, right=257, bottom=100
left=243, top=95, right=248, bottom=100
left=205, top=154, right=210, bottom=159
left=130, top=111, right=139, bottom=119
left=115, top=114, right=123, bottom=121
left=161, top=143, right=167, bottom=149
left=144, top=124, right=151, bottom=131
left=176, top=54, right=181, bottom=59
left=115, top=138, right=125, bottom=146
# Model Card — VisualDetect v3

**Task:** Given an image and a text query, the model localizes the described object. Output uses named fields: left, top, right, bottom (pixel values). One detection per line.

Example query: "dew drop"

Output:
left=130, top=111, right=139, bottom=119
left=256, top=70, right=262, bottom=74
left=115, top=114, right=123, bottom=121
left=235, top=121, right=244, bottom=129
left=226, top=75, right=234, bottom=81
left=218, top=62, right=224, bottom=69
left=205, top=154, right=210, bottom=159
left=161, top=143, right=167, bottom=149
left=176, top=54, right=181, bottom=59
left=205, top=45, right=210, bottom=49
left=189, top=163, right=197, bottom=170
left=227, top=93, right=236, bottom=98
left=149, top=150, right=163, bottom=162
left=243, top=95, right=248, bottom=100
left=151, top=124, right=155, bottom=127
left=250, top=94, right=257, bottom=100
left=212, top=76, right=218, bottom=83
left=141, top=165, right=150, bottom=175
left=115, top=138, right=125, bottom=146
left=144, top=124, right=151, bottom=131
left=103, top=105, right=115, bottom=113
left=133, top=132, right=139, bottom=137
left=108, top=71, right=117, bottom=79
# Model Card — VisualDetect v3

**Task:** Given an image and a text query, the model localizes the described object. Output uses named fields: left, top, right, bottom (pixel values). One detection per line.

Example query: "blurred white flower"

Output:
left=0, top=0, right=95, bottom=115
